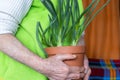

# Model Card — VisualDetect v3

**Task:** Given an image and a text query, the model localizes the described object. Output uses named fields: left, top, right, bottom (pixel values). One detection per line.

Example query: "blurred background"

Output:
left=83, top=0, right=120, bottom=59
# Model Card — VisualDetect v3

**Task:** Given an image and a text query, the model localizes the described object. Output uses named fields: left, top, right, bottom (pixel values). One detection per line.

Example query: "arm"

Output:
left=0, top=33, right=44, bottom=72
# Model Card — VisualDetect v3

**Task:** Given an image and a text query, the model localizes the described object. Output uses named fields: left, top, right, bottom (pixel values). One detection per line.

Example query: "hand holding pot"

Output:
left=39, top=54, right=85, bottom=80
left=83, top=55, right=91, bottom=80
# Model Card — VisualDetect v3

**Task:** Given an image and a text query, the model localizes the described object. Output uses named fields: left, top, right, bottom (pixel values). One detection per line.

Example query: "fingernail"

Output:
left=84, top=69, right=88, bottom=74
left=72, top=55, right=76, bottom=58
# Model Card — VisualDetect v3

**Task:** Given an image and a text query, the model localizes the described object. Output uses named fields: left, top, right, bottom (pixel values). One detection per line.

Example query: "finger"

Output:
left=49, top=77, right=63, bottom=80
left=49, top=77, right=55, bottom=80
left=67, top=73, right=85, bottom=79
left=69, top=66, right=85, bottom=73
left=84, top=55, right=89, bottom=69
left=84, top=68, right=89, bottom=74
left=55, top=54, right=76, bottom=61
left=66, top=79, right=71, bottom=80
left=67, top=73, right=80, bottom=79
left=84, top=68, right=91, bottom=80
left=83, top=55, right=91, bottom=79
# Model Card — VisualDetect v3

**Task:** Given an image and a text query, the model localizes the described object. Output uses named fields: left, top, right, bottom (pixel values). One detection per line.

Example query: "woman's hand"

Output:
left=83, top=55, right=91, bottom=80
left=39, top=54, right=85, bottom=80
left=66, top=66, right=85, bottom=80
left=77, top=35, right=91, bottom=80
left=66, top=55, right=91, bottom=80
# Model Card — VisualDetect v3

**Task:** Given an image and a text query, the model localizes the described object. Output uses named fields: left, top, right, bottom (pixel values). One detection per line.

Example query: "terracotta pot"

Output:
left=45, top=46, right=85, bottom=80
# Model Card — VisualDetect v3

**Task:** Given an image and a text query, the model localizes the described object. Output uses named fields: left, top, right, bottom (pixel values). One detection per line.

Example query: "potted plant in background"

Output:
left=36, top=0, right=110, bottom=67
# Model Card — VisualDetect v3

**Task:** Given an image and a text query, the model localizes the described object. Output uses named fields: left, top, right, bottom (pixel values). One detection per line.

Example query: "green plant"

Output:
left=36, top=0, right=110, bottom=53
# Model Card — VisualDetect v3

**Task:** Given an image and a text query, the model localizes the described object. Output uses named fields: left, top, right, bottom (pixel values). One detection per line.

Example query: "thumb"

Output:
left=55, top=54, right=76, bottom=61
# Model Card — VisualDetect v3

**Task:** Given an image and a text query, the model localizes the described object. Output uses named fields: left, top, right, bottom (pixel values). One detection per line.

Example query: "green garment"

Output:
left=0, top=0, right=84, bottom=80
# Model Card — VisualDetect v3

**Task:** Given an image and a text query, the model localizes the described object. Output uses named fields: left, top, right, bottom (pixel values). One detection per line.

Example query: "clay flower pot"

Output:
left=45, top=46, right=85, bottom=80
left=45, top=46, right=85, bottom=66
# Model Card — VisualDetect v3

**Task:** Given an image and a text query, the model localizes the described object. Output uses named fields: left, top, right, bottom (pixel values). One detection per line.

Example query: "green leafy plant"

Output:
left=36, top=0, right=110, bottom=55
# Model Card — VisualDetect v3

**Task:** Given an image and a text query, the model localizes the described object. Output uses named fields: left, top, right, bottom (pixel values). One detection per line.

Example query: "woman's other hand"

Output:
left=83, top=55, right=91, bottom=80
left=39, top=54, right=85, bottom=80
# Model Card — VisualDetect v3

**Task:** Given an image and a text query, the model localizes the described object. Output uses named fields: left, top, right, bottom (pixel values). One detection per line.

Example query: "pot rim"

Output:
left=45, top=46, right=85, bottom=54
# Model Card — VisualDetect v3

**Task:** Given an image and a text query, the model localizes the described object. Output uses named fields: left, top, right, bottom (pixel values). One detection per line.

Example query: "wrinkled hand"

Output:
left=83, top=55, right=91, bottom=80
left=39, top=54, right=85, bottom=80
left=66, top=66, right=85, bottom=80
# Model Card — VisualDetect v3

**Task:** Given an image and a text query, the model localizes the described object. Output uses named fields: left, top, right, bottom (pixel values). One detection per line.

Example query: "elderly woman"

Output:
left=0, top=0, right=91, bottom=80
